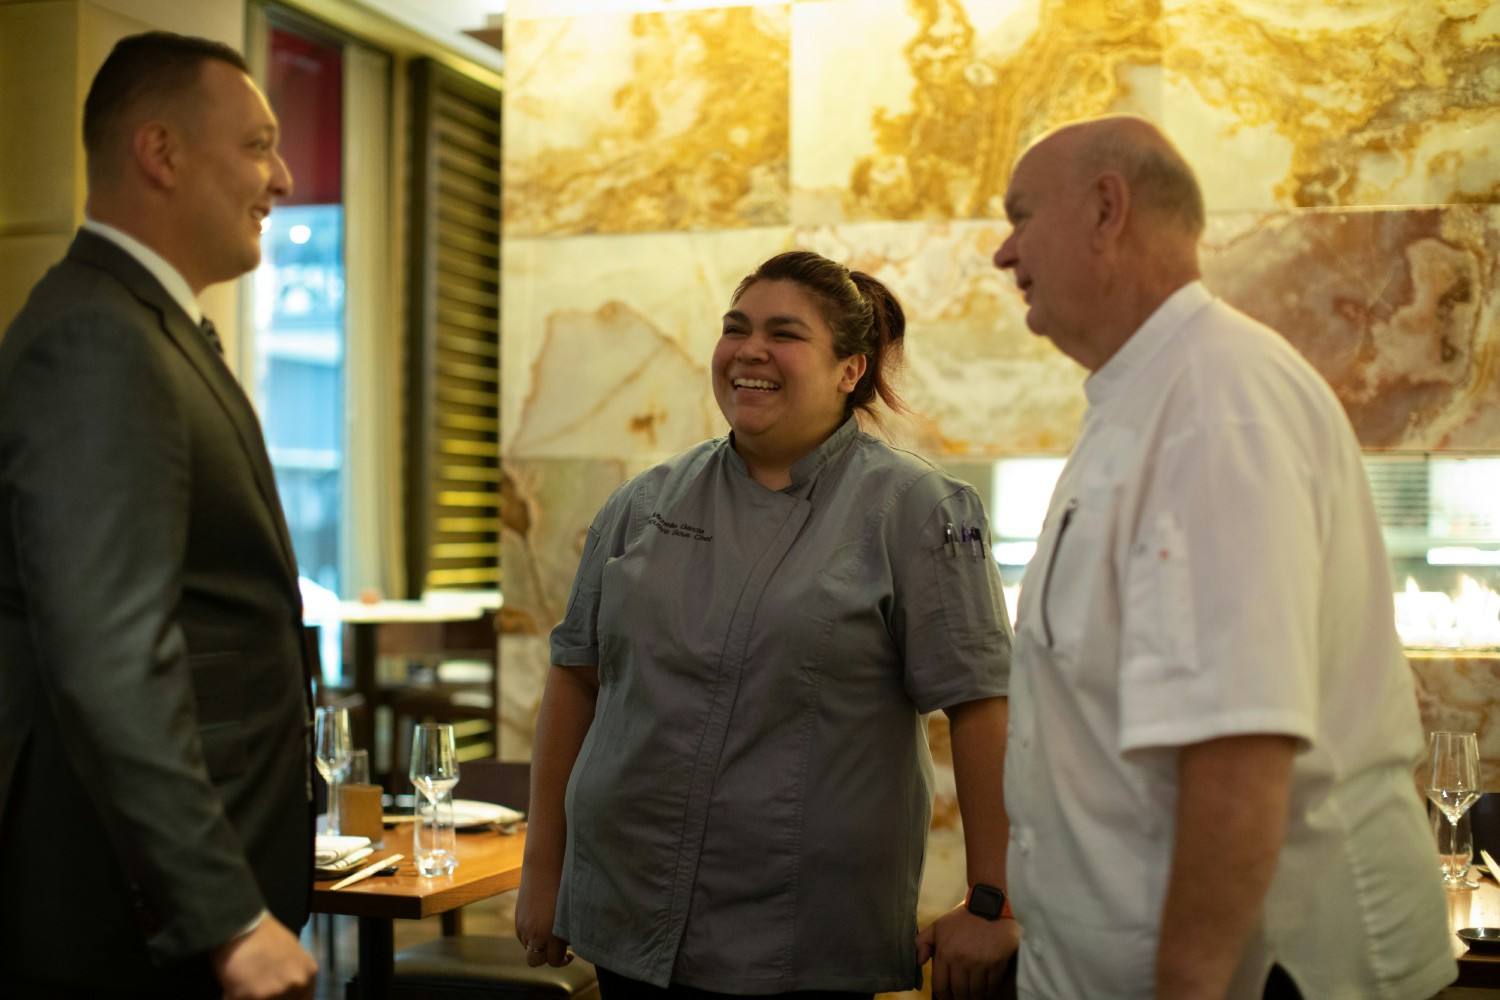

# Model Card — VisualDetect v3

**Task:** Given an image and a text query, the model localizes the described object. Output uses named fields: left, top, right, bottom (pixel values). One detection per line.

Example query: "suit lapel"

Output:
left=68, top=232, right=303, bottom=588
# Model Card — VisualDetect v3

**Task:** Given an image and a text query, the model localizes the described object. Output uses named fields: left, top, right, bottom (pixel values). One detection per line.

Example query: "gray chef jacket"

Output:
left=549, top=417, right=1011, bottom=993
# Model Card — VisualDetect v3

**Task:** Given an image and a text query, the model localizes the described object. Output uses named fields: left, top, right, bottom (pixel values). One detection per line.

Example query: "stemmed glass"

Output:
left=1427, top=730, right=1481, bottom=889
left=409, top=722, right=460, bottom=876
left=313, top=706, right=352, bottom=835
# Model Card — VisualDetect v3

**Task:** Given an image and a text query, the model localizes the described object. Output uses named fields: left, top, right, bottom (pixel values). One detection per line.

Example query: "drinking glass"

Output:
left=338, top=749, right=385, bottom=847
left=313, top=706, right=352, bottom=834
left=409, top=722, right=460, bottom=876
left=1427, top=730, right=1482, bottom=889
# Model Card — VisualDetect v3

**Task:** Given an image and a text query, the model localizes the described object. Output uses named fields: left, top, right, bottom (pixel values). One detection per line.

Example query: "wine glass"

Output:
left=409, top=722, right=460, bottom=875
left=313, top=706, right=352, bottom=835
left=1427, top=730, right=1481, bottom=889
left=1432, top=805, right=1479, bottom=890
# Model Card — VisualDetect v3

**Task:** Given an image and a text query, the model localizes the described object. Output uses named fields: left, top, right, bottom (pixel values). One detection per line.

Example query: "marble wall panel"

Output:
left=797, top=220, right=1086, bottom=455
left=499, top=456, right=646, bottom=637
left=509, top=0, right=780, bottom=17
left=498, top=633, right=551, bottom=762
left=1409, top=652, right=1500, bottom=792
left=1202, top=205, right=1500, bottom=450
left=503, top=207, right=1500, bottom=465
left=504, top=219, right=1086, bottom=462
left=1162, top=0, right=1500, bottom=213
left=497, top=455, right=645, bottom=759
left=502, top=228, right=793, bottom=458
left=792, top=0, right=1161, bottom=227
left=503, top=5, right=790, bottom=237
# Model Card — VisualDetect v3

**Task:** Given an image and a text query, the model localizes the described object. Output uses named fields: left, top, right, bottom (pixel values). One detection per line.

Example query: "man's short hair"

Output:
left=82, top=31, right=248, bottom=179
left=1078, top=123, right=1206, bottom=239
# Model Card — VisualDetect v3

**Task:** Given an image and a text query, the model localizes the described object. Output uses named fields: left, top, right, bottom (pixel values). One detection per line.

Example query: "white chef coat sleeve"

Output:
left=1118, top=418, right=1321, bottom=753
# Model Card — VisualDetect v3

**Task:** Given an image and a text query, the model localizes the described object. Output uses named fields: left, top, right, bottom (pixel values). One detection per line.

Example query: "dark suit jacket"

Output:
left=0, top=230, right=313, bottom=991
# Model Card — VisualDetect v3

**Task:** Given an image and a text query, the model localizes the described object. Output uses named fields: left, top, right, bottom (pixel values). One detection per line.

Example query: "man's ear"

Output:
left=132, top=121, right=179, bottom=190
left=1091, top=171, right=1130, bottom=249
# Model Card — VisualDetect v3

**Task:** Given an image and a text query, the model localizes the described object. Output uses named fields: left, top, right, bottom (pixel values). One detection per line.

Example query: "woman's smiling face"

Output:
left=713, top=278, right=866, bottom=470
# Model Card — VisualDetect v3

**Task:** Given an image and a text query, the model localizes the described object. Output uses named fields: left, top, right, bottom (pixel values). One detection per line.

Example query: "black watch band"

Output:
left=964, top=882, right=1006, bottom=920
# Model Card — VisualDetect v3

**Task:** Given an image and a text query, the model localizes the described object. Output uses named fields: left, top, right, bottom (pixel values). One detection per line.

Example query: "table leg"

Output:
left=355, top=914, right=395, bottom=1000
left=351, top=622, right=377, bottom=711
left=349, top=622, right=382, bottom=776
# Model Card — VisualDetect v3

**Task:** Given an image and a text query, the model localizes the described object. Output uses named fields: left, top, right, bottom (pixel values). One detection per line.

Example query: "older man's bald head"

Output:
left=1035, top=115, right=1206, bottom=239
left=995, top=114, right=1205, bottom=370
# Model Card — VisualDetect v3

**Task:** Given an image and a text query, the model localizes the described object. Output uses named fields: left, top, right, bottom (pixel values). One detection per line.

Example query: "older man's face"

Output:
left=993, top=136, right=1098, bottom=367
left=172, top=60, right=292, bottom=292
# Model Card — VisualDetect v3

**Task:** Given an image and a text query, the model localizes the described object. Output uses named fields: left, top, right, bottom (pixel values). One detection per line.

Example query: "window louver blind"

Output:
left=1364, top=457, right=1429, bottom=532
left=405, top=58, right=502, bottom=594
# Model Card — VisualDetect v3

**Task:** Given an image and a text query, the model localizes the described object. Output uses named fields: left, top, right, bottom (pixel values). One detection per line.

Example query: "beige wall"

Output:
left=0, top=0, right=246, bottom=354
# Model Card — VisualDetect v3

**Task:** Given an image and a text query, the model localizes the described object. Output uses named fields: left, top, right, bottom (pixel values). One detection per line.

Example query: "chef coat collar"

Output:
left=725, top=415, right=861, bottom=496
left=1084, top=280, right=1213, bottom=408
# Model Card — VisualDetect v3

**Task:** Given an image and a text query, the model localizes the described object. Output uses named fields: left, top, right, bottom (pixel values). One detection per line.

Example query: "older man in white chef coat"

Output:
left=991, top=114, right=1455, bottom=1000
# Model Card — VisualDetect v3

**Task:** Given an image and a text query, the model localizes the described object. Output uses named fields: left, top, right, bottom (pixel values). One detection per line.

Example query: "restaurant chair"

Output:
left=432, top=758, right=529, bottom=937
left=378, top=611, right=501, bottom=778
left=448, top=757, right=531, bottom=815
left=390, top=760, right=601, bottom=999
left=1472, top=791, right=1500, bottom=860
left=390, top=938, right=599, bottom=1000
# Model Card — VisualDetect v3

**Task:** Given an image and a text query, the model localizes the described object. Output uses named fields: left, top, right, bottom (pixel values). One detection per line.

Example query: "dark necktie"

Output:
left=200, top=317, right=224, bottom=356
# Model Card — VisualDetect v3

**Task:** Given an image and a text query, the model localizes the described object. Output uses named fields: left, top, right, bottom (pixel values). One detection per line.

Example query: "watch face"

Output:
left=967, top=883, right=1005, bottom=920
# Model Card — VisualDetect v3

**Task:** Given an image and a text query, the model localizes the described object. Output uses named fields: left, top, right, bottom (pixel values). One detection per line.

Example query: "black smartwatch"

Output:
left=964, top=883, right=1007, bottom=920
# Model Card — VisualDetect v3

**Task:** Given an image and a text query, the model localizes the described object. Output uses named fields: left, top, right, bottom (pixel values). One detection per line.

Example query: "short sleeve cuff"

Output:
left=550, top=642, right=600, bottom=667
left=1120, top=706, right=1315, bottom=754
left=910, top=649, right=1010, bottom=714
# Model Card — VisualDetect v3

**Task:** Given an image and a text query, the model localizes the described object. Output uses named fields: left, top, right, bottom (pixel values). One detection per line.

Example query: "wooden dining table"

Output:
left=1449, top=873, right=1500, bottom=988
left=313, top=837, right=1500, bottom=997
left=312, top=824, right=526, bottom=1000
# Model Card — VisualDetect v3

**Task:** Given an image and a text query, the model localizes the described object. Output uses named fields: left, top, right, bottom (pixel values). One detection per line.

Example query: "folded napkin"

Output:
left=315, top=834, right=372, bottom=869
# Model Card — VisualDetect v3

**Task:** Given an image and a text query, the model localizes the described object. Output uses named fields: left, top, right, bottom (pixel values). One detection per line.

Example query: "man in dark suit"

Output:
left=0, top=32, right=318, bottom=998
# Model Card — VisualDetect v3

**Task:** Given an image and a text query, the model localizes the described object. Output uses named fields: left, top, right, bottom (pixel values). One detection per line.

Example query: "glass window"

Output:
left=253, top=27, right=345, bottom=597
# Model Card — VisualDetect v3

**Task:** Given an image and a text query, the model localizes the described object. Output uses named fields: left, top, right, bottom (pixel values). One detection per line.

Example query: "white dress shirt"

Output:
left=82, top=219, right=202, bottom=325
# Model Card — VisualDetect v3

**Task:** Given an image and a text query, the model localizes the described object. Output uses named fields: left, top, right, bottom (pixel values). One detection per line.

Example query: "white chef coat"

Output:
left=1006, top=281, right=1455, bottom=999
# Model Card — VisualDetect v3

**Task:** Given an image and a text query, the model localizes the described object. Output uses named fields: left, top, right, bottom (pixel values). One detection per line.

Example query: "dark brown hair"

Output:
left=731, top=250, right=906, bottom=420
left=83, top=32, right=248, bottom=177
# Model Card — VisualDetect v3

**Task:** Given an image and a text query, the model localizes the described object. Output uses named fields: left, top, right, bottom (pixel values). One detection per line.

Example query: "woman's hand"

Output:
left=514, top=665, right=600, bottom=968
left=515, top=862, right=572, bottom=966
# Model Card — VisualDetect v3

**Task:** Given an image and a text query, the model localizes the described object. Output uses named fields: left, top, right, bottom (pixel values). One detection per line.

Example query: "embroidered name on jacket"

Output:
left=648, top=512, right=713, bottom=541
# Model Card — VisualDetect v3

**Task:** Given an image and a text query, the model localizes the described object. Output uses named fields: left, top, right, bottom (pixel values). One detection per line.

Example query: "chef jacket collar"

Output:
left=725, top=415, right=861, bottom=496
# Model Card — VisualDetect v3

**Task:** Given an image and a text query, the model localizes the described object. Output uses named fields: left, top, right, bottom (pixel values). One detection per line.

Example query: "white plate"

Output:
left=451, top=799, right=524, bottom=829
left=383, top=799, right=524, bottom=829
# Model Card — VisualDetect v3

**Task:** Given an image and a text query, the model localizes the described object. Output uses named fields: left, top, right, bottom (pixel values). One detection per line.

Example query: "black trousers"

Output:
left=597, top=967, right=873, bottom=1000
left=600, top=960, right=1299, bottom=1000
left=1263, top=964, right=1303, bottom=1000
left=1, top=980, right=217, bottom=1000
